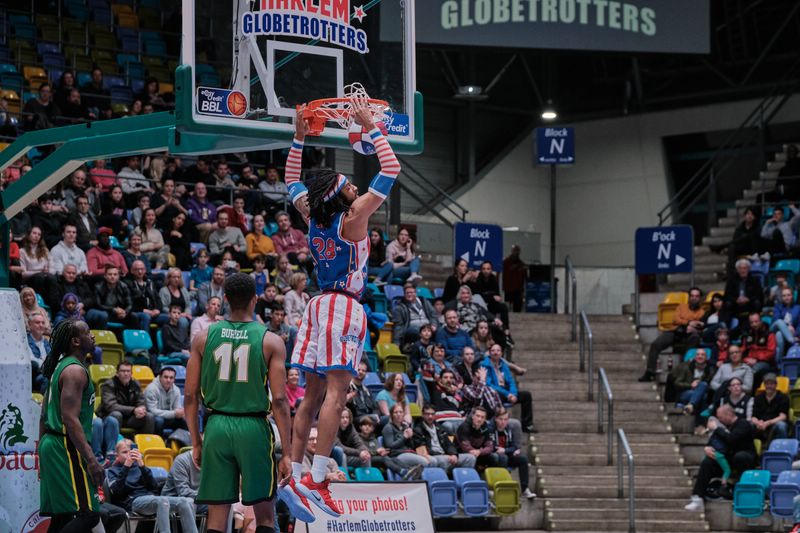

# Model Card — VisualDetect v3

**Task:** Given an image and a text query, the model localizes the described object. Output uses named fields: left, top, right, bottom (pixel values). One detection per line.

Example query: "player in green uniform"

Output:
left=38, top=319, right=104, bottom=532
left=185, top=273, right=293, bottom=533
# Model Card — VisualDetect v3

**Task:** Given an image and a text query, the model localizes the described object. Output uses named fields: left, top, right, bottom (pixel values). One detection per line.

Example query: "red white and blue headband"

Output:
left=323, top=174, right=348, bottom=202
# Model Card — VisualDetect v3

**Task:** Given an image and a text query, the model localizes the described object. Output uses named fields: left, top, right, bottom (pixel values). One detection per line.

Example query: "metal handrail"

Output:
left=657, top=57, right=800, bottom=226
left=598, top=367, right=614, bottom=466
left=617, top=428, right=636, bottom=533
left=398, top=156, right=469, bottom=222
left=579, top=310, right=593, bottom=401
left=564, top=256, right=577, bottom=341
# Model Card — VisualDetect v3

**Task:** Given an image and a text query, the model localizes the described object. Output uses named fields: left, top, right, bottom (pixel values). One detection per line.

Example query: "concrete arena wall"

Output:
left=455, top=95, right=800, bottom=267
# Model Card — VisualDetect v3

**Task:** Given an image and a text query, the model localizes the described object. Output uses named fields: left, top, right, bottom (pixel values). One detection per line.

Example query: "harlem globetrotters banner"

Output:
left=0, top=289, right=49, bottom=533
left=301, top=482, right=436, bottom=533
left=382, top=0, right=710, bottom=54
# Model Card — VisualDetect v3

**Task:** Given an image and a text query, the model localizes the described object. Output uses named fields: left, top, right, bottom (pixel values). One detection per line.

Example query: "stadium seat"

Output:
left=402, top=373, right=418, bottom=403
left=89, top=364, right=117, bottom=389
left=452, top=468, right=490, bottom=517
left=383, top=354, right=409, bottom=375
left=408, top=402, right=422, bottom=419
left=132, top=365, right=155, bottom=389
left=421, top=467, right=458, bottom=517
left=484, top=467, right=521, bottom=515
left=364, top=372, right=384, bottom=396
left=770, top=470, right=800, bottom=519
left=172, top=365, right=186, bottom=389
left=1, top=89, right=20, bottom=113
left=756, top=376, right=790, bottom=395
left=339, top=466, right=351, bottom=480
left=768, top=259, right=800, bottom=289
left=143, top=448, right=174, bottom=470
left=781, top=359, right=800, bottom=383
left=123, top=329, right=153, bottom=354
left=376, top=343, right=402, bottom=360
left=733, top=470, right=771, bottom=518
left=31, top=393, right=43, bottom=404
left=657, top=292, right=688, bottom=331
left=135, top=433, right=166, bottom=451
left=761, top=439, right=799, bottom=480
left=354, top=467, right=384, bottom=481
left=416, top=286, right=433, bottom=300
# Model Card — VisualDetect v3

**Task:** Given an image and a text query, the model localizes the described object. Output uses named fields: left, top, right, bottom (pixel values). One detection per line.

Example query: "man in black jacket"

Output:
left=413, top=404, right=475, bottom=471
left=346, top=361, right=379, bottom=424
left=392, top=283, right=438, bottom=348
left=490, top=408, right=535, bottom=499
left=685, top=404, right=756, bottom=511
left=126, top=259, right=164, bottom=331
left=720, top=259, right=763, bottom=329
left=95, top=265, right=140, bottom=329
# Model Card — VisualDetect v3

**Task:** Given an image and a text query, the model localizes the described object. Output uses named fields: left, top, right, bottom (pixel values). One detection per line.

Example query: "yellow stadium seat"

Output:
left=144, top=449, right=174, bottom=470
left=31, top=393, right=43, bottom=404
left=111, top=4, right=133, bottom=16
left=118, top=13, right=139, bottom=28
left=1, top=90, right=21, bottom=114
left=703, top=290, right=723, bottom=313
left=134, top=433, right=167, bottom=451
left=132, top=365, right=155, bottom=389
left=22, top=66, right=47, bottom=85
left=409, top=402, right=421, bottom=419
left=383, top=355, right=409, bottom=374
left=756, top=376, right=790, bottom=395
left=93, top=329, right=120, bottom=345
left=0, top=142, right=10, bottom=152
left=376, top=343, right=402, bottom=360
left=657, top=292, right=689, bottom=331
left=483, top=467, right=521, bottom=515
left=89, top=364, right=116, bottom=389
left=159, top=82, right=174, bottom=94
left=378, top=325, right=393, bottom=345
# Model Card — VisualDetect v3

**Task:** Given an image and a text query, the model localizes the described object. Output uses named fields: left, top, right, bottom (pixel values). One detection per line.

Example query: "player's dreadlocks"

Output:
left=41, top=319, right=83, bottom=379
left=306, top=169, right=351, bottom=229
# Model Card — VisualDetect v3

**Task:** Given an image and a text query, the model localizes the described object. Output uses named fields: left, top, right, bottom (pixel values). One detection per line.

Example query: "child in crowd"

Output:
left=189, top=249, right=212, bottom=291
left=357, top=416, right=404, bottom=477
left=251, top=254, right=269, bottom=297
left=220, top=250, right=241, bottom=276
left=160, top=305, right=190, bottom=363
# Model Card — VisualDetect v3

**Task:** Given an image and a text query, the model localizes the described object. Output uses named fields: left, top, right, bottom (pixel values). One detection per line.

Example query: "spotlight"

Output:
left=541, top=101, right=557, bottom=120
left=455, top=85, right=488, bottom=101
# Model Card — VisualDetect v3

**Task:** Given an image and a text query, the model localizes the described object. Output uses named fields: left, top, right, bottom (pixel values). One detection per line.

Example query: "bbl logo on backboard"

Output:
left=0, top=403, right=27, bottom=450
left=196, top=88, right=248, bottom=118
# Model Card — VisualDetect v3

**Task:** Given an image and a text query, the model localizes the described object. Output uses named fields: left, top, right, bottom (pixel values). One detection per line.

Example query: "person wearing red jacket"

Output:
left=742, top=312, right=777, bottom=389
left=86, top=227, right=129, bottom=277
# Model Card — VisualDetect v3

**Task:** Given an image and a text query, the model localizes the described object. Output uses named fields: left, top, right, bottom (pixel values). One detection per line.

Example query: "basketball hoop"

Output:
left=301, top=83, right=392, bottom=136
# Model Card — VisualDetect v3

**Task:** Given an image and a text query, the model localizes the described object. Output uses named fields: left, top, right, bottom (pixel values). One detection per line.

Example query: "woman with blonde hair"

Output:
left=20, top=286, right=51, bottom=333
left=158, top=267, right=192, bottom=331
left=283, top=271, right=309, bottom=327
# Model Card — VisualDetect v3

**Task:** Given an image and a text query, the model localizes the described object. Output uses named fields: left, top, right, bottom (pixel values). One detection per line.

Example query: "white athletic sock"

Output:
left=311, top=454, right=330, bottom=484
left=292, top=462, right=303, bottom=482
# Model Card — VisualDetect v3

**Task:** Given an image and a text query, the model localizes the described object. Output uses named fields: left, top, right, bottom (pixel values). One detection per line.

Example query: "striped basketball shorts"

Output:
left=291, top=292, right=367, bottom=376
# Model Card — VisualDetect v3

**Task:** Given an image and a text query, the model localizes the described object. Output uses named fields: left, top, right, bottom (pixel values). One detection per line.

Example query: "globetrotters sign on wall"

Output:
left=381, top=0, right=709, bottom=54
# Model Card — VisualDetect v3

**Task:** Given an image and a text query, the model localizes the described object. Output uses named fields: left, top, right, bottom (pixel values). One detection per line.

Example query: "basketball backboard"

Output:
left=178, top=0, right=421, bottom=154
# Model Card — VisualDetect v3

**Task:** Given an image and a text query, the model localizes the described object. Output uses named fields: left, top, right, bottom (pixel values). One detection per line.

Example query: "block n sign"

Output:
left=455, top=222, right=504, bottom=272
left=536, top=127, right=575, bottom=165
left=635, top=225, right=694, bottom=275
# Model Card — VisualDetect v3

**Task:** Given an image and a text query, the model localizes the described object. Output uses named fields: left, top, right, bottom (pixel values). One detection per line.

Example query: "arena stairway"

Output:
left=512, top=312, right=710, bottom=532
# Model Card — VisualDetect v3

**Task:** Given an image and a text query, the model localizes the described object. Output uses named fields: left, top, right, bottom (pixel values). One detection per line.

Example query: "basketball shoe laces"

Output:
left=297, top=473, right=343, bottom=517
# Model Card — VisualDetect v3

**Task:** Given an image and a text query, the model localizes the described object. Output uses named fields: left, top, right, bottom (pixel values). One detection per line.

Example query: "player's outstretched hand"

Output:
left=295, top=105, right=310, bottom=140
left=192, top=445, right=202, bottom=469
left=351, top=96, right=375, bottom=130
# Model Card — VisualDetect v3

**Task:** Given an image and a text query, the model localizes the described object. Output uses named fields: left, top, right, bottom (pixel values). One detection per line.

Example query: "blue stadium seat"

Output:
left=452, top=467, right=490, bottom=517
left=104, top=75, right=126, bottom=89
left=401, top=373, right=418, bottom=403
left=130, top=78, right=145, bottom=94
left=422, top=467, right=458, bottom=517
left=384, top=284, right=403, bottom=310
left=433, top=288, right=444, bottom=299
left=42, top=54, right=66, bottom=69
left=0, top=63, right=16, bottom=74
left=121, top=36, right=140, bottom=53
left=77, top=72, right=92, bottom=86
left=416, top=287, right=433, bottom=300
left=364, top=372, right=383, bottom=396
left=769, top=470, right=800, bottom=519
left=110, top=85, right=133, bottom=104
left=123, top=329, right=153, bottom=354
left=354, top=467, right=384, bottom=482
left=762, top=439, right=799, bottom=481
left=733, top=470, right=771, bottom=518
left=780, top=359, right=800, bottom=383
left=37, top=42, right=60, bottom=55
left=171, top=365, right=187, bottom=389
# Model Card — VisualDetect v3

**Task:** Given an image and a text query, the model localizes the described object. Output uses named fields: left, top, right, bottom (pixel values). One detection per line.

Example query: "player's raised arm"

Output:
left=185, top=328, right=207, bottom=468
left=349, top=96, right=401, bottom=222
left=286, top=107, right=311, bottom=222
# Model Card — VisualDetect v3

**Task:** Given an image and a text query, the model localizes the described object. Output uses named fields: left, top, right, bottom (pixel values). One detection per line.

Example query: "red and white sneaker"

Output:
left=295, top=473, right=343, bottom=517
left=278, top=478, right=316, bottom=523
left=790, top=524, right=800, bottom=533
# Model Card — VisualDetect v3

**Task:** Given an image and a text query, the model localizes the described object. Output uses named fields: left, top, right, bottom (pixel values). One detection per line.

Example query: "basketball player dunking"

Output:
left=278, top=97, right=401, bottom=520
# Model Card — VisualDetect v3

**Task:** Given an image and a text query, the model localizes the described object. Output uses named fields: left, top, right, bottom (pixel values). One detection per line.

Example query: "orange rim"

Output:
left=300, top=97, right=390, bottom=136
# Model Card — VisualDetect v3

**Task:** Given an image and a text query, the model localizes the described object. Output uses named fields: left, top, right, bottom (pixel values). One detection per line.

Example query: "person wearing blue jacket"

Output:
left=435, top=308, right=474, bottom=361
left=482, top=343, right=536, bottom=433
left=772, top=286, right=800, bottom=361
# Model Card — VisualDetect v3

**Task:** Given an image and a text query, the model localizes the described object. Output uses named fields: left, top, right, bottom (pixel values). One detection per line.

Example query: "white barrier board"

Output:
left=302, top=481, right=436, bottom=533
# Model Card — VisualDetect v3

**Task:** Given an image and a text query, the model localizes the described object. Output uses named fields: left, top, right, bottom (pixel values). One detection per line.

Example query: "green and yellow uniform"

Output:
left=39, top=356, right=100, bottom=515
left=197, top=320, right=276, bottom=505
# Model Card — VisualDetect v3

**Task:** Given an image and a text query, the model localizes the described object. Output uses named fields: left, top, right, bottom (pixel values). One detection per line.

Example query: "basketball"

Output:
left=349, top=122, right=388, bottom=155
left=227, top=91, right=247, bottom=116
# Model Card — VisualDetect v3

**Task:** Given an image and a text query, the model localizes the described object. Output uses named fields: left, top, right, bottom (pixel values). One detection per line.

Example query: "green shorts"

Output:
left=196, top=414, right=277, bottom=505
left=39, top=433, right=100, bottom=516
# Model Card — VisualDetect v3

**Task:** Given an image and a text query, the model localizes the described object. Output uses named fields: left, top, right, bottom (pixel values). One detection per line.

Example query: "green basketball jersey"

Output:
left=202, top=320, right=271, bottom=414
left=43, top=356, right=95, bottom=439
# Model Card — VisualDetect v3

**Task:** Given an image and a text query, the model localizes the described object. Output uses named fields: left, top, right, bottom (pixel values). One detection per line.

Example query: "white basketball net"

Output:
left=314, top=83, right=392, bottom=130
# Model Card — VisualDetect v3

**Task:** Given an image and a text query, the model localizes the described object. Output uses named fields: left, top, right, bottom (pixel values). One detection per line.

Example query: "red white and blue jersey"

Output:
left=308, top=211, right=369, bottom=299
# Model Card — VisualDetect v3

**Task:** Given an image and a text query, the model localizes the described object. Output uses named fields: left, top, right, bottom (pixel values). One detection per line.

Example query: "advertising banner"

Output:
left=302, top=481, right=435, bottom=533
left=381, top=0, right=710, bottom=54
